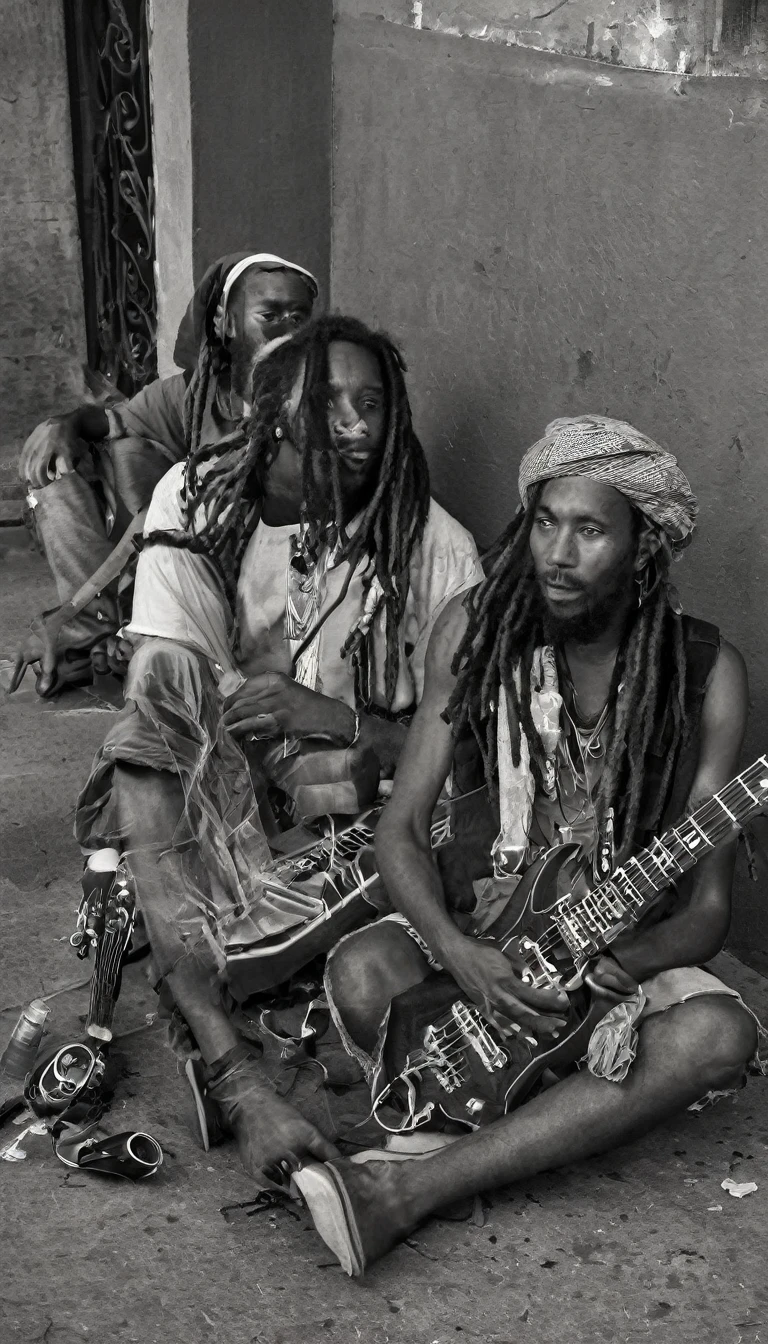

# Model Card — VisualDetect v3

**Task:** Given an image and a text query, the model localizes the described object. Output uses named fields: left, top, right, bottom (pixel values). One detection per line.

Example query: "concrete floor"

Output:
left=1, top=526, right=767, bottom=1344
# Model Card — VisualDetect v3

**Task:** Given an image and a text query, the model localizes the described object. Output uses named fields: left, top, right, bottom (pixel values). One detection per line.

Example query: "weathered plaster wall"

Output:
left=335, top=0, right=768, bottom=75
left=188, top=0, right=333, bottom=297
left=150, top=0, right=334, bottom=369
left=0, top=0, right=85, bottom=474
left=331, top=16, right=768, bottom=965
left=149, top=0, right=194, bottom=379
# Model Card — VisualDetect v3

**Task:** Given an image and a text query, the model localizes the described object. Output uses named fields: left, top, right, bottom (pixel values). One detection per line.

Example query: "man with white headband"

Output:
left=292, top=414, right=762, bottom=1276
left=16, top=251, right=317, bottom=696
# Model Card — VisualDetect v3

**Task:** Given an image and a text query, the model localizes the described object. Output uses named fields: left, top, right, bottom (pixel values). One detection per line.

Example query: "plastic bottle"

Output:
left=0, top=1000, right=51, bottom=1080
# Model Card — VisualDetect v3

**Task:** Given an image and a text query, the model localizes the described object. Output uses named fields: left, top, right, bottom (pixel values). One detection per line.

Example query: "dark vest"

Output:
left=436, top=615, right=720, bottom=915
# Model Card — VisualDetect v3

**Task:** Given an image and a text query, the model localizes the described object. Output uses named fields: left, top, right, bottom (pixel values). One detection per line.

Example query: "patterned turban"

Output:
left=518, top=415, right=698, bottom=551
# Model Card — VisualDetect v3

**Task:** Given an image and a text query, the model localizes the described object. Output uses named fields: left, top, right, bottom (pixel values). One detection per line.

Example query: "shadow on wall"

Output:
left=331, top=18, right=768, bottom=965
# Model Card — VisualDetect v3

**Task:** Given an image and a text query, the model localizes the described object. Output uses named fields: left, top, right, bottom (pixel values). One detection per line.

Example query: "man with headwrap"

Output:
left=291, top=414, right=762, bottom=1277
left=15, top=252, right=317, bottom=696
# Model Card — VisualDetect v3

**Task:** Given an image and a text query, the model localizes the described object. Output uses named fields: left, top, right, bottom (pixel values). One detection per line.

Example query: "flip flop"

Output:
left=290, top=1163, right=365, bottom=1277
left=183, top=1057, right=224, bottom=1152
left=54, top=1120, right=163, bottom=1180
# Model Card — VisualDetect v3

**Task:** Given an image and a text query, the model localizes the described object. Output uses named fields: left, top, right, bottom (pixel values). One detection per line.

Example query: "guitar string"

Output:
left=422, top=764, right=768, bottom=1074
left=516, top=765, right=767, bottom=965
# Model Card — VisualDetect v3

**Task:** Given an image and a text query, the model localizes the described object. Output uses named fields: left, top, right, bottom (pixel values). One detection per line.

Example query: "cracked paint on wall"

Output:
left=335, top=0, right=768, bottom=74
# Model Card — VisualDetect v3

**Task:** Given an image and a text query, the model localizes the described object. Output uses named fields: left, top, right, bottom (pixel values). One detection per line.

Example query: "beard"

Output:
left=533, top=568, right=634, bottom=645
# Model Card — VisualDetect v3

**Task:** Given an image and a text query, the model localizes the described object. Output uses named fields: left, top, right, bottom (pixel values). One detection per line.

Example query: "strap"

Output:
left=38, top=507, right=147, bottom=644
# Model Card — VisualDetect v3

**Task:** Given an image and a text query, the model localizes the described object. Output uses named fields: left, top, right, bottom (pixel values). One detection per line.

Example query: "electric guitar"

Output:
left=223, top=804, right=454, bottom=998
left=374, top=756, right=768, bottom=1134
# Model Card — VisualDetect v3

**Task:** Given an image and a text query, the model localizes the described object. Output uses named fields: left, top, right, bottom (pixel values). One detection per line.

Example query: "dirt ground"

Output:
left=1, top=525, right=767, bottom=1344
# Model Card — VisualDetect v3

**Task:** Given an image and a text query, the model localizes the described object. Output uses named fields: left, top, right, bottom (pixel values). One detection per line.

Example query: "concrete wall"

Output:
left=187, top=0, right=332, bottom=287
left=149, top=0, right=333, bottom=374
left=149, top=0, right=194, bottom=379
left=331, top=15, right=768, bottom=967
left=0, top=0, right=85, bottom=476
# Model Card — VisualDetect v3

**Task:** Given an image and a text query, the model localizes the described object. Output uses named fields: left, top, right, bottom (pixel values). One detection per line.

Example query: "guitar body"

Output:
left=224, top=804, right=454, bottom=1000
left=376, top=843, right=619, bottom=1133
left=224, top=811, right=384, bottom=999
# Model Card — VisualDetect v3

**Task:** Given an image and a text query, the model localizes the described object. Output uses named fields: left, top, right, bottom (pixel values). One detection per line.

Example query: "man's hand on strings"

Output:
left=223, top=671, right=356, bottom=743
left=444, top=937, right=568, bottom=1040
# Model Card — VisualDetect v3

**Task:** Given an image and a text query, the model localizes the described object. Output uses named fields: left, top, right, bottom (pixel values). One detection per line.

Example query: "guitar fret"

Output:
left=675, top=820, right=709, bottom=854
left=712, top=791, right=737, bottom=823
left=616, top=868, right=643, bottom=905
left=602, top=882, right=628, bottom=918
left=648, top=838, right=679, bottom=879
left=734, top=776, right=760, bottom=805
left=581, top=894, right=611, bottom=934
left=687, top=816, right=715, bottom=849
left=627, top=854, right=658, bottom=892
left=557, top=908, right=592, bottom=953
left=670, top=827, right=698, bottom=861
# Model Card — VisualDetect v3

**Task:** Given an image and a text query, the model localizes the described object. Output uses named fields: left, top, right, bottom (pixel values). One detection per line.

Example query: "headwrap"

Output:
left=518, top=415, right=698, bottom=552
left=173, top=251, right=319, bottom=373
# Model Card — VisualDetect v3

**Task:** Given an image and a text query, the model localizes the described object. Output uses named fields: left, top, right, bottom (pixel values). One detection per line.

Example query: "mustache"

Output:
left=540, top=571, right=585, bottom=592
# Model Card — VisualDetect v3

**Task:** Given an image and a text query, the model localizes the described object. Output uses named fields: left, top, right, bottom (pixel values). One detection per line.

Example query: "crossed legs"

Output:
left=322, top=921, right=758, bottom=1264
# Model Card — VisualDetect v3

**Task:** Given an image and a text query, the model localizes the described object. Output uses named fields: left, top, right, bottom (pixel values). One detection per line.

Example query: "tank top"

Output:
left=436, top=615, right=721, bottom=916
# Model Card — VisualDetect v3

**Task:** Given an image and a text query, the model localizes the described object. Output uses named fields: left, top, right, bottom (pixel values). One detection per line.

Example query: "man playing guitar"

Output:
left=296, top=414, right=762, bottom=1276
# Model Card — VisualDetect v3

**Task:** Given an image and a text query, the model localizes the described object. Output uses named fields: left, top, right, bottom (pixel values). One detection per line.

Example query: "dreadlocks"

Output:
left=146, top=314, right=431, bottom=708
left=182, top=339, right=216, bottom=462
left=445, top=492, right=689, bottom=860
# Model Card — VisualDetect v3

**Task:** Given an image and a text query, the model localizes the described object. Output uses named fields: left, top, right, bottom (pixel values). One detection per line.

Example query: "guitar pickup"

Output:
left=452, top=1002, right=507, bottom=1072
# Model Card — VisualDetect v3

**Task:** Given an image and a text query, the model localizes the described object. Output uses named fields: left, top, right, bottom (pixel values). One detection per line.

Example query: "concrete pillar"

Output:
left=148, top=0, right=194, bottom=378
left=149, top=0, right=333, bottom=376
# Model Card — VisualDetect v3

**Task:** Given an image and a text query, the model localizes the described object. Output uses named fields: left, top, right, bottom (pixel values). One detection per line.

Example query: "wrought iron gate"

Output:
left=64, top=0, right=157, bottom=395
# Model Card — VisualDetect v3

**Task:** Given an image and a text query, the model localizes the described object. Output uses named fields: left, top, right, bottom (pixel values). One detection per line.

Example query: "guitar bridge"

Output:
left=422, top=1023, right=466, bottom=1092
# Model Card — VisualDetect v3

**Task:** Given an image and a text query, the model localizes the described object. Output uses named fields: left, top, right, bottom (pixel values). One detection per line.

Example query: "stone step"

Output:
left=0, top=498, right=25, bottom=526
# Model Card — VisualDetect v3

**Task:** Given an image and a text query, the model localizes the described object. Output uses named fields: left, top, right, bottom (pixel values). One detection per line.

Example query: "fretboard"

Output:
left=552, top=755, right=768, bottom=961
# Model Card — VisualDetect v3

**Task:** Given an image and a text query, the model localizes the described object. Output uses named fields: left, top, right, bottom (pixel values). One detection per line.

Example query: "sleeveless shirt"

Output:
left=436, top=615, right=721, bottom=917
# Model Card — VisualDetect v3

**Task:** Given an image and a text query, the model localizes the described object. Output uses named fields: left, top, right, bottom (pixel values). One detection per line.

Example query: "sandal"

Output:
left=54, top=1119, right=163, bottom=1180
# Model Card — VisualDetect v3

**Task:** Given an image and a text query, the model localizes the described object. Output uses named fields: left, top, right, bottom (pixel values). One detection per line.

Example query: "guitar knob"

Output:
left=466, top=1097, right=485, bottom=1116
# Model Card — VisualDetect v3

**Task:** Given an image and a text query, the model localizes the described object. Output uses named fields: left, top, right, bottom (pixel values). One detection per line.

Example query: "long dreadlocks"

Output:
left=181, top=337, right=217, bottom=462
left=445, top=491, right=689, bottom=860
left=146, top=314, right=431, bottom=708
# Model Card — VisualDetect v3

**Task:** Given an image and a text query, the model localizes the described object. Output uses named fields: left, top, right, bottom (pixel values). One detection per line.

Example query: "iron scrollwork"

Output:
left=66, top=0, right=157, bottom=395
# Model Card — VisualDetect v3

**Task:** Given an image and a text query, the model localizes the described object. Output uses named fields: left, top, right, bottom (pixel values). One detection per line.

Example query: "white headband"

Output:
left=219, top=252, right=319, bottom=319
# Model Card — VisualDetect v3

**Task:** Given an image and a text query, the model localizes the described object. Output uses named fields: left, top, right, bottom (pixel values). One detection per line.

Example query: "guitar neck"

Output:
left=555, top=756, right=768, bottom=961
